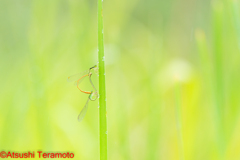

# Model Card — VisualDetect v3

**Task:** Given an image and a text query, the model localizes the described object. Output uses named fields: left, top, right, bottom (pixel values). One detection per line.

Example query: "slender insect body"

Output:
left=68, top=65, right=98, bottom=122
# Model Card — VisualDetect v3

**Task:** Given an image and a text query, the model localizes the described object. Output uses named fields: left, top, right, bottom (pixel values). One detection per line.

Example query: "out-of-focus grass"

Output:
left=1, top=0, right=240, bottom=159
left=212, top=2, right=225, bottom=158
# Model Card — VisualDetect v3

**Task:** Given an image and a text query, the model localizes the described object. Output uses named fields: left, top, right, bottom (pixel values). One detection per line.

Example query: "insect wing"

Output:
left=67, top=70, right=89, bottom=86
left=73, top=76, right=88, bottom=86
left=67, top=70, right=88, bottom=83
left=78, top=98, right=90, bottom=122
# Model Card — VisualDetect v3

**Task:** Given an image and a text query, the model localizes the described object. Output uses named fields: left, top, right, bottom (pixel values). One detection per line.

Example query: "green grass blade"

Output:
left=212, top=2, right=226, bottom=158
left=98, top=0, right=107, bottom=159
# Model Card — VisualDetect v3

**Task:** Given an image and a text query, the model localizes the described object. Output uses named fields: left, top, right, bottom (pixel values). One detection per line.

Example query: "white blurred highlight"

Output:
left=158, top=59, right=193, bottom=91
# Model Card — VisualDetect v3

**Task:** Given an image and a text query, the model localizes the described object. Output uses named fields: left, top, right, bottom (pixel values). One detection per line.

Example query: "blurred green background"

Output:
left=1, top=0, right=240, bottom=159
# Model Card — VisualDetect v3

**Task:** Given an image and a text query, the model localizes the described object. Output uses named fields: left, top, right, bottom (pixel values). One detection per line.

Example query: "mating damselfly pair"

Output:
left=67, top=65, right=98, bottom=122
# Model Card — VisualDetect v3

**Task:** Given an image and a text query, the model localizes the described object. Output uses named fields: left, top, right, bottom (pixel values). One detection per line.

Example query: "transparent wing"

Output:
left=67, top=70, right=89, bottom=86
left=78, top=98, right=90, bottom=122
left=68, top=65, right=98, bottom=83
left=67, top=70, right=88, bottom=83
left=73, top=76, right=88, bottom=86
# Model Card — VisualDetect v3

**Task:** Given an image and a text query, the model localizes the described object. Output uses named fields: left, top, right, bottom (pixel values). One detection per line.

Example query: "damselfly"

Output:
left=68, top=65, right=98, bottom=121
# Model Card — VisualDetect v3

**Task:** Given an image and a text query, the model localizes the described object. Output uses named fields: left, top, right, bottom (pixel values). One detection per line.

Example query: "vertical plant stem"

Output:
left=212, top=2, right=225, bottom=158
left=98, top=0, right=107, bottom=159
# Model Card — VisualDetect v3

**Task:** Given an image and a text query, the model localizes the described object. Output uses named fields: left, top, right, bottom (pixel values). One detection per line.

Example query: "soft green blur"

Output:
left=1, top=0, right=240, bottom=159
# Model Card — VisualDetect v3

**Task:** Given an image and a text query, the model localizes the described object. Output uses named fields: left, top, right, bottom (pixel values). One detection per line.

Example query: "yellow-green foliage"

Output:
left=0, top=0, right=240, bottom=159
